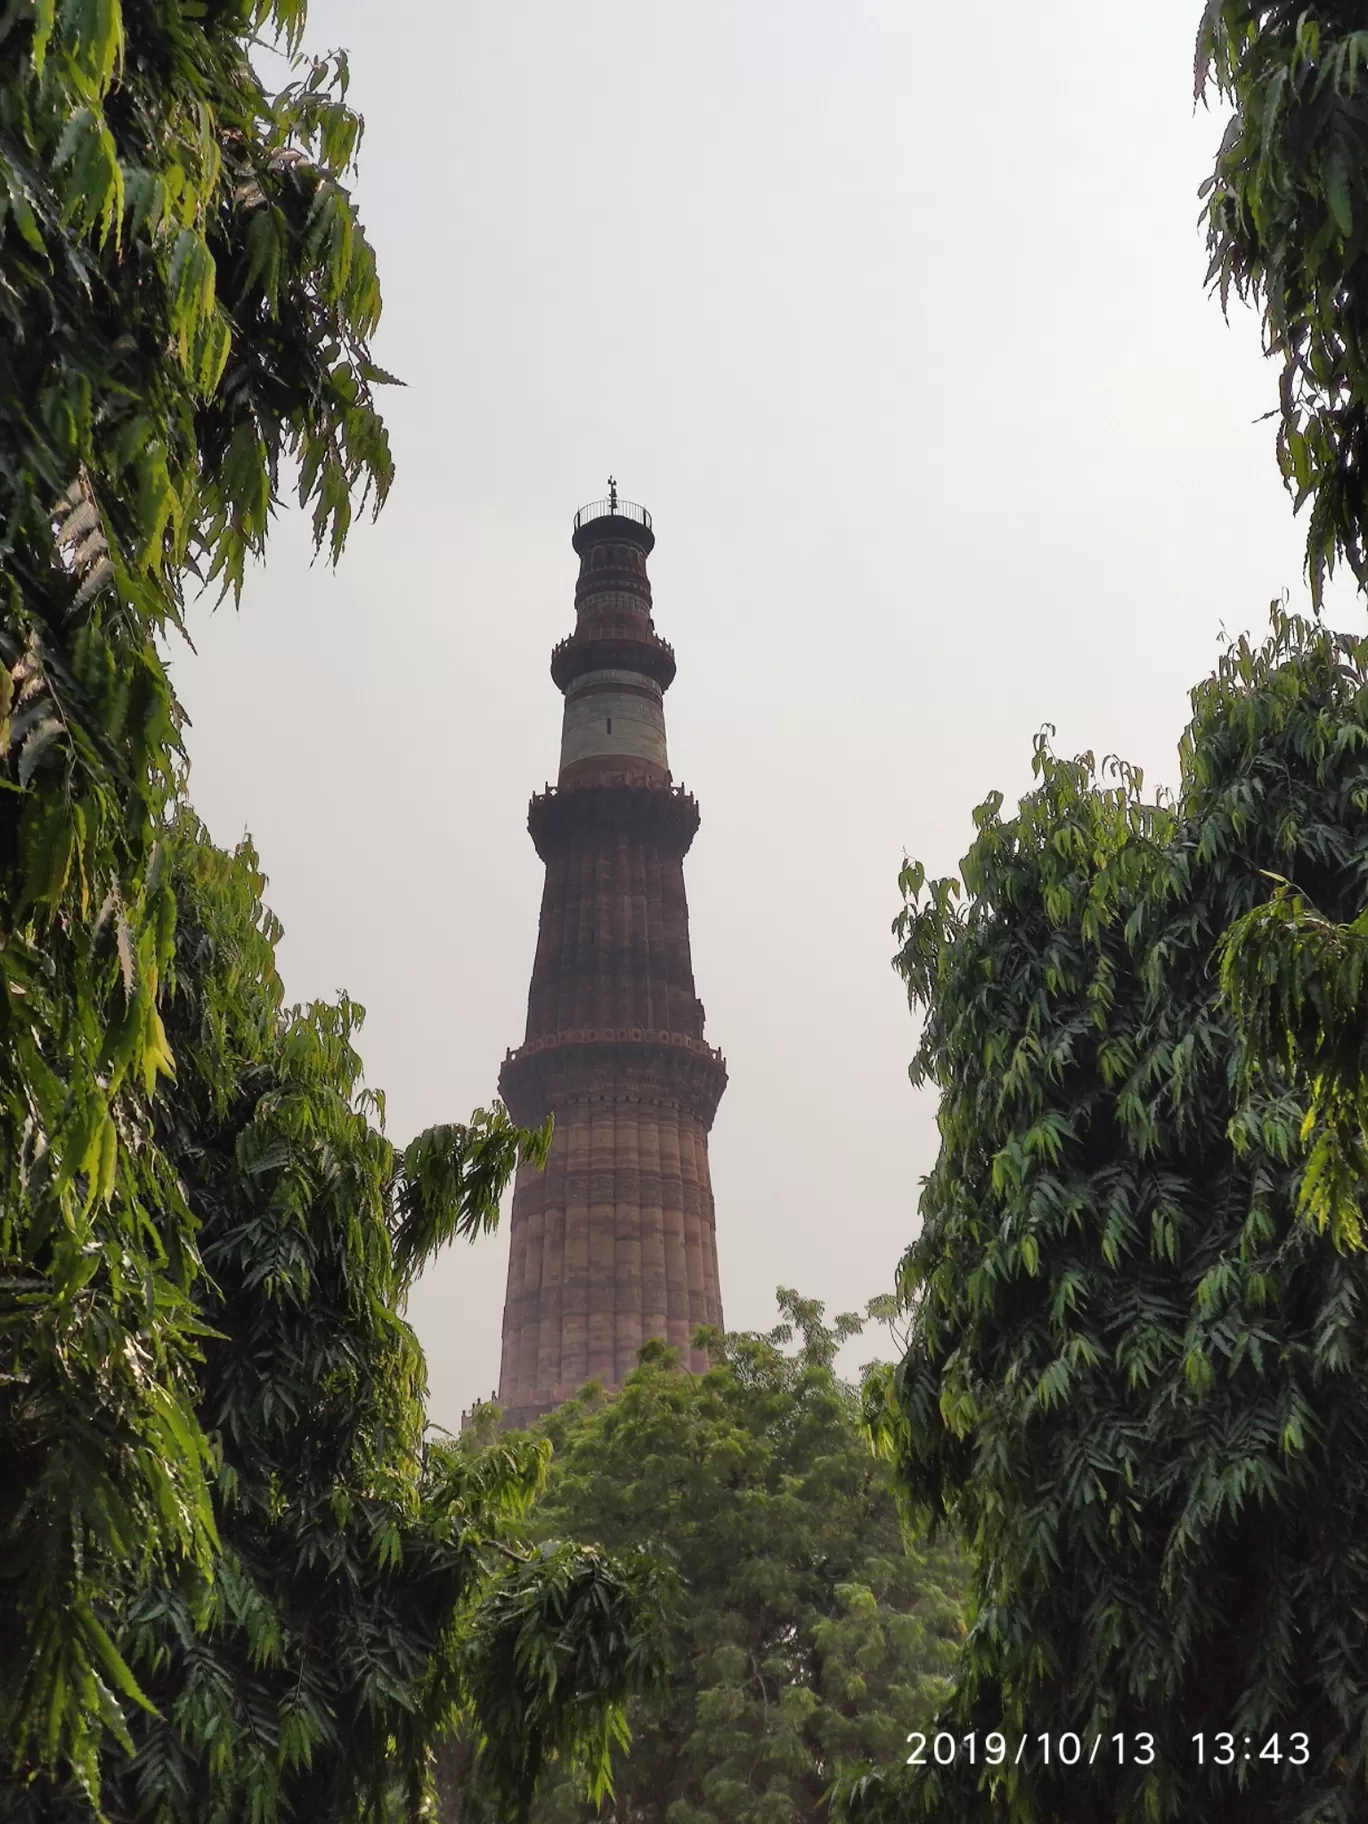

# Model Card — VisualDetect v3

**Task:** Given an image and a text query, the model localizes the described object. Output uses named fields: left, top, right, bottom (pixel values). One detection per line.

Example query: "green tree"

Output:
left=498, top=1293, right=965, bottom=1824
left=839, top=611, right=1368, bottom=1824
left=1, top=0, right=390, bottom=1792
left=1199, top=4, right=1368, bottom=604
left=0, top=6, right=671, bottom=1812
left=2, top=813, right=670, bottom=1823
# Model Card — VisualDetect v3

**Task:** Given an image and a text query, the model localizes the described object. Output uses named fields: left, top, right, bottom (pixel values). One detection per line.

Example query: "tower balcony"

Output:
left=499, top=1027, right=728, bottom=1130
left=550, top=627, right=676, bottom=692
left=528, top=776, right=700, bottom=860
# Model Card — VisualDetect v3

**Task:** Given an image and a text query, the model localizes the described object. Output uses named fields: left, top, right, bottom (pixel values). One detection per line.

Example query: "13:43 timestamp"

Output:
left=1192, top=1733, right=1310, bottom=1767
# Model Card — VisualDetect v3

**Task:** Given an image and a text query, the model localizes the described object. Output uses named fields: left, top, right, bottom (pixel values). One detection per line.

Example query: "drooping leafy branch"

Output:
left=1198, top=4, right=1368, bottom=604
left=1221, top=881, right=1368, bottom=1252
left=457, top=1540, right=675, bottom=1823
left=393, top=1112, right=553, bottom=1288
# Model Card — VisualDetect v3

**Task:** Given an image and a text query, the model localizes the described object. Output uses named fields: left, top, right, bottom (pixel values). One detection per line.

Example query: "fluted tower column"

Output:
left=496, top=494, right=726, bottom=1429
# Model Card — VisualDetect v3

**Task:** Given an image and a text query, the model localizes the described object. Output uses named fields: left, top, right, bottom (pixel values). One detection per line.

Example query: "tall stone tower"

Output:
left=496, top=491, right=727, bottom=1429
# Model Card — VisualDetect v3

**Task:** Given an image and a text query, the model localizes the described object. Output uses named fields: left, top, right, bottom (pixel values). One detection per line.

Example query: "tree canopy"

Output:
left=839, top=610, right=1368, bottom=1824
left=482, top=1294, right=966, bottom=1824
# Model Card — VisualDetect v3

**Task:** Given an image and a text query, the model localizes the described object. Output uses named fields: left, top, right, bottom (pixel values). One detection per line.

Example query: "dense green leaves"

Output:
left=2, top=812, right=665, bottom=1824
left=457, top=1540, right=675, bottom=1822
left=1221, top=879, right=1368, bottom=1251
left=1, top=0, right=393, bottom=1793
left=495, top=1294, right=966, bottom=1824
left=1199, top=5, right=1368, bottom=604
left=841, top=612, right=1368, bottom=1822
left=116, top=822, right=645, bottom=1824
left=1, top=4, right=664, bottom=1815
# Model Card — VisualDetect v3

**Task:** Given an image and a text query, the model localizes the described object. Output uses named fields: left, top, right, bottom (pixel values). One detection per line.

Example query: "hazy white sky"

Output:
left=172, top=1, right=1358, bottom=1430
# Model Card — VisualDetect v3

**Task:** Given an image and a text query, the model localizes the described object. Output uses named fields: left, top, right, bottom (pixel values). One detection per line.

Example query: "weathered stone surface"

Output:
left=495, top=506, right=726, bottom=1431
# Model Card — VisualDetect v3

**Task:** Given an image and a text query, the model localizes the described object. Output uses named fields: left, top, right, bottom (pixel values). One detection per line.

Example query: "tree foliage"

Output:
left=1, top=0, right=391, bottom=1793
left=1199, top=3, right=1368, bottom=604
left=1221, top=877, right=1368, bottom=1252
left=491, top=1293, right=965, bottom=1824
left=840, top=612, right=1368, bottom=1823
left=454, top=1536, right=674, bottom=1823
left=107, top=815, right=545, bottom=1824
left=4, top=810, right=667, bottom=1823
left=1, top=4, right=670, bottom=1813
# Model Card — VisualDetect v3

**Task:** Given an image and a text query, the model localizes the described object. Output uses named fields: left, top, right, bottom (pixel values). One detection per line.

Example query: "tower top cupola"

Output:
left=571, top=490, right=656, bottom=606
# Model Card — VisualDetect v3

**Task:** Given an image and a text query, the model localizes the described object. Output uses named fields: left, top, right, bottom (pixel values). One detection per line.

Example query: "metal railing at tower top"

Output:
left=574, top=498, right=651, bottom=532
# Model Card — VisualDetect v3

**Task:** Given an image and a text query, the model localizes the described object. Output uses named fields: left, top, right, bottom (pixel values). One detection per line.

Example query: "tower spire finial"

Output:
left=608, top=474, right=618, bottom=513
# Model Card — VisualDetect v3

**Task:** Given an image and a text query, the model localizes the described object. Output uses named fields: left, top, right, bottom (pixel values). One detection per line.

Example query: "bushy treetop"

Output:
left=511, top=1295, right=965, bottom=1824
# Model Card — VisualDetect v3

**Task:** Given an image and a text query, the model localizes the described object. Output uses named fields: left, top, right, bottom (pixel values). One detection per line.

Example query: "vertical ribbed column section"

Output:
left=493, top=500, right=727, bottom=1430
left=639, top=1107, right=668, bottom=1351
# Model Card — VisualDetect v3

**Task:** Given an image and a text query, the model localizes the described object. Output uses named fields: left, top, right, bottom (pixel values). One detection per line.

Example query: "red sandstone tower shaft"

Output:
left=496, top=496, right=726, bottom=1429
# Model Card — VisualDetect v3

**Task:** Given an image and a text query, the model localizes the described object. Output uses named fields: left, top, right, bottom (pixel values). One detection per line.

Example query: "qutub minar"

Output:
left=494, top=485, right=727, bottom=1429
